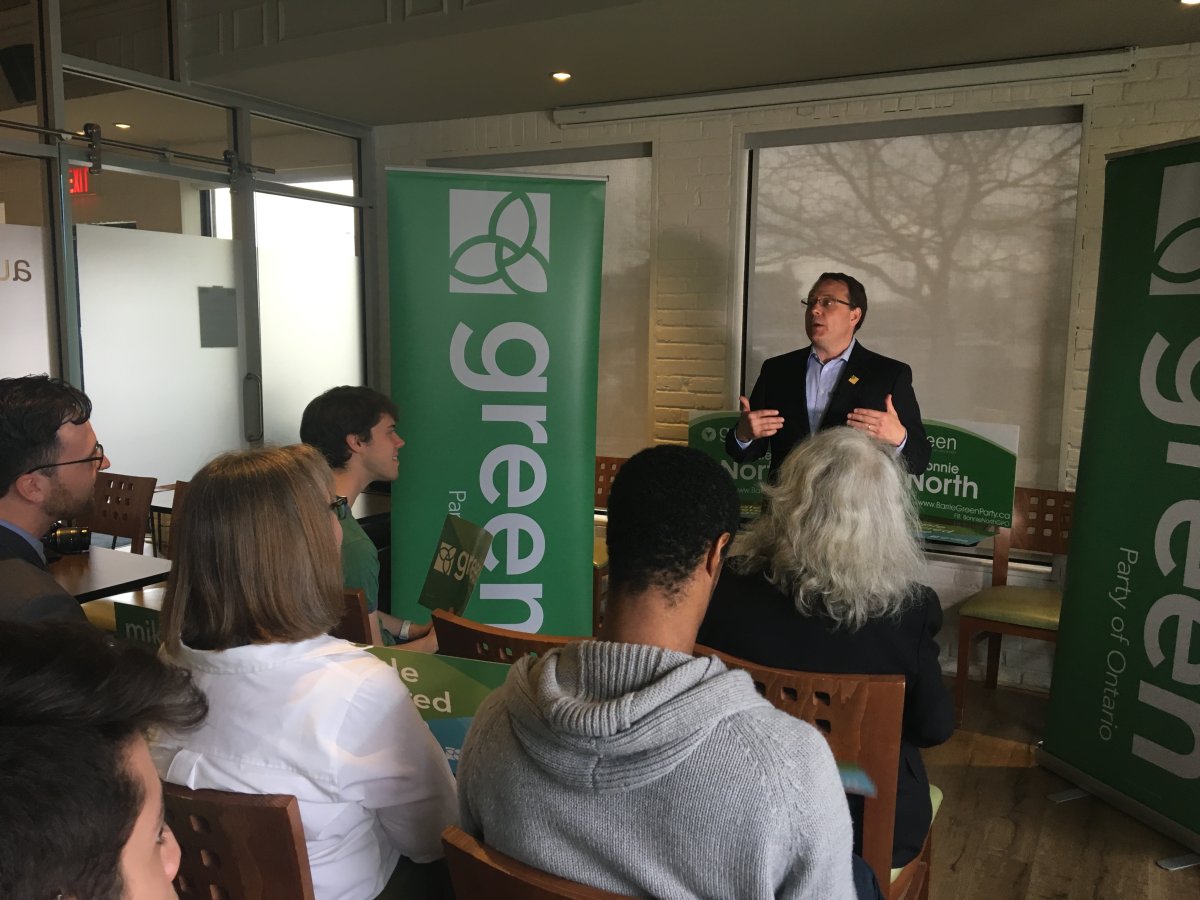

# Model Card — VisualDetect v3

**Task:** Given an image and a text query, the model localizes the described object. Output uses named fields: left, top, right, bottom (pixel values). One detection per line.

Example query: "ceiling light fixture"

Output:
left=1183, top=0, right=1200, bottom=6
left=551, top=72, right=572, bottom=83
left=113, top=122, right=132, bottom=129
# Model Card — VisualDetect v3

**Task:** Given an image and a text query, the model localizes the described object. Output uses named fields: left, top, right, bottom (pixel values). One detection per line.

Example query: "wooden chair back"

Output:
left=594, top=457, right=626, bottom=510
left=432, top=609, right=576, bottom=663
left=164, top=783, right=315, bottom=900
left=331, top=588, right=383, bottom=645
left=83, top=472, right=157, bottom=554
left=166, top=481, right=190, bottom=561
left=991, top=487, right=1074, bottom=586
left=696, top=645, right=906, bottom=893
left=442, top=826, right=635, bottom=899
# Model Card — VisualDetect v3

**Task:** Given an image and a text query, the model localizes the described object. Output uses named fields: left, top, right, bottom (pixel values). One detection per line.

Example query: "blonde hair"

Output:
left=161, top=444, right=343, bottom=652
left=731, top=427, right=925, bottom=630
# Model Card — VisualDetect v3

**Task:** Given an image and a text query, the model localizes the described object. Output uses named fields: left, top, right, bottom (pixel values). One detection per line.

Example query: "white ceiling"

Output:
left=192, top=0, right=1200, bottom=126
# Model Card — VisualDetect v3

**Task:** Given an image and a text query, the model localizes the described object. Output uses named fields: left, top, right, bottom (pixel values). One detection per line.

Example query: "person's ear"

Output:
left=704, top=532, right=732, bottom=580
left=345, top=432, right=364, bottom=456
left=10, top=471, right=48, bottom=505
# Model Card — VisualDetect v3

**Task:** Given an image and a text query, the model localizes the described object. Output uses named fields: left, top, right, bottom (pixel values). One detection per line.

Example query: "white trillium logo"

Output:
left=1150, top=162, right=1200, bottom=295
left=449, top=189, right=550, bottom=294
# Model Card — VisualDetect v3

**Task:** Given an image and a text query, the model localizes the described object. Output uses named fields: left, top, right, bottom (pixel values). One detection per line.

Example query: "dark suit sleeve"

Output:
left=891, top=363, right=930, bottom=475
left=725, top=366, right=770, bottom=464
left=903, top=586, right=955, bottom=748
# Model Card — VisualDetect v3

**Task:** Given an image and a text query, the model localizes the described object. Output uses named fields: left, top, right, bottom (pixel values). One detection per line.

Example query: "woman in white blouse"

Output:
left=151, top=444, right=457, bottom=900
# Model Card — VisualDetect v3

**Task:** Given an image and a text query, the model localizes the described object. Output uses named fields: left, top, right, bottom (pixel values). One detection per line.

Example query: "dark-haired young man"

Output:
left=0, top=621, right=208, bottom=899
left=0, top=374, right=110, bottom=622
left=727, top=272, right=930, bottom=477
left=301, top=385, right=435, bottom=650
left=456, top=445, right=860, bottom=899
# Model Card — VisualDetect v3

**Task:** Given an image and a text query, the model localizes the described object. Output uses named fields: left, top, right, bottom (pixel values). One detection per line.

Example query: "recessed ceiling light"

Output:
left=113, top=122, right=132, bottom=129
left=551, top=72, right=572, bottom=83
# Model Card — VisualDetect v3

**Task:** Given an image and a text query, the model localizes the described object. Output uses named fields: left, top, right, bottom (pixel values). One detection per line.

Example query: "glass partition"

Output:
left=251, top=115, right=357, bottom=194
left=0, top=0, right=39, bottom=137
left=0, top=152, right=54, bottom=377
left=61, top=0, right=170, bottom=79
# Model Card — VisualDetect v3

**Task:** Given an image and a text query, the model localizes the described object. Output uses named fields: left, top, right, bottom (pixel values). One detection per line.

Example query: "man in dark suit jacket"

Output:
left=0, top=375, right=109, bottom=623
left=726, top=272, right=930, bottom=477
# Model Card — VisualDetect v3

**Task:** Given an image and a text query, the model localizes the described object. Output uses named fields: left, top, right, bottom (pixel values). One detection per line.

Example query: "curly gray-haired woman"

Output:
left=699, top=426, right=954, bottom=868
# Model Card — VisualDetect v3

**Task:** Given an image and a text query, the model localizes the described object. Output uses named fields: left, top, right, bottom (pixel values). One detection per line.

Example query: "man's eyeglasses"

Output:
left=26, top=443, right=105, bottom=474
left=330, top=496, right=350, bottom=521
left=803, top=296, right=853, bottom=311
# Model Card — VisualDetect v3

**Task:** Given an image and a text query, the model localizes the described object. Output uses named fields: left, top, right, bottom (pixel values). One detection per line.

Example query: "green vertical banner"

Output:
left=387, top=169, right=605, bottom=635
left=1040, top=139, right=1200, bottom=851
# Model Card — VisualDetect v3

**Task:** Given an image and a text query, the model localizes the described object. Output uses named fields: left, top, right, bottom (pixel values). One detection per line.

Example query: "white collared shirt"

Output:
left=805, top=338, right=857, bottom=434
left=151, top=634, right=458, bottom=900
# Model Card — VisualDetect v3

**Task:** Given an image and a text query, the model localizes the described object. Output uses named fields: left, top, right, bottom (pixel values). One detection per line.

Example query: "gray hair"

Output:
left=731, top=427, right=925, bottom=629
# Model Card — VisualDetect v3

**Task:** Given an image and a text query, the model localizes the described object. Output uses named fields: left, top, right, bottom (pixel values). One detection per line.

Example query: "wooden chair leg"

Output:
left=955, top=616, right=972, bottom=726
left=985, top=633, right=1003, bottom=688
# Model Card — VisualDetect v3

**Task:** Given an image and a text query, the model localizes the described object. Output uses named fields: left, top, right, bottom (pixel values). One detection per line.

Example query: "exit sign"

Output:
left=68, top=167, right=90, bottom=195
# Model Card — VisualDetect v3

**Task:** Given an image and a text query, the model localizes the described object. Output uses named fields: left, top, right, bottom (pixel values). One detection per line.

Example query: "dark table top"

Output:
left=49, top=547, right=172, bottom=602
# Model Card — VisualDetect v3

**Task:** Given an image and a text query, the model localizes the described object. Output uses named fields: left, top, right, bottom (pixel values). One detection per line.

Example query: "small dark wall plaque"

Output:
left=198, top=286, right=238, bottom=348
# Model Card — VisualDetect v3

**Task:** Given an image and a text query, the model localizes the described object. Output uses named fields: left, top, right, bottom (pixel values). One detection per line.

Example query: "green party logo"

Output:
left=449, top=189, right=550, bottom=294
left=1150, top=162, right=1200, bottom=292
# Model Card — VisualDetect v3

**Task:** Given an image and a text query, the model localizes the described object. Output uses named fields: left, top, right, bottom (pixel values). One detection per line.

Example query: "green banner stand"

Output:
left=387, top=169, right=605, bottom=636
left=367, top=646, right=510, bottom=775
left=687, top=411, right=769, bottom=517
left=1038, top=138, right=1200, bottom=853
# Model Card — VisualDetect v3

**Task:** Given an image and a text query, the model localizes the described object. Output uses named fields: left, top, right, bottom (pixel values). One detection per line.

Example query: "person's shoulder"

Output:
left=850, top=342, right=911, bottom=374
left=762, top=347, right=812, bottom=371
left=0, top=558, right=82, bottom=623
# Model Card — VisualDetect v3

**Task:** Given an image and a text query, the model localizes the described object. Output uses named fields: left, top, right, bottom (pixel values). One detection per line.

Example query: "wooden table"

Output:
left=49, top=547, right=171, bottom=602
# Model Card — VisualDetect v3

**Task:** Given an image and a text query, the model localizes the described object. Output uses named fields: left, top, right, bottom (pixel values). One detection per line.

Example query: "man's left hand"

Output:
left=847, top=394, right=906, bottom=447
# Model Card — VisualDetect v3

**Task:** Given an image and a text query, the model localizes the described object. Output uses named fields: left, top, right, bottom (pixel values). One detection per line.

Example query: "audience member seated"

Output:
left=0, top=620, right=208, bottom=900
left=302, top=385, right=436, bottom=650
left=457, top=445, right=862, bottom=899
left=0, top=375, right=110, bottom=623
left=699, top=427, right=954, bottom=867
left=151, top=444, right=458, bottom=900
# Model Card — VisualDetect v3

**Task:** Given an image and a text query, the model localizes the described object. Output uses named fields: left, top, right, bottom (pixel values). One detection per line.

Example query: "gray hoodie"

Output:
left=457, top=640, right=855, bottom=899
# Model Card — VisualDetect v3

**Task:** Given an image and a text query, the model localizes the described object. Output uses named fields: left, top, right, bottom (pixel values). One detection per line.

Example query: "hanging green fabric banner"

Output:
left=387, top=169, right=605, bottom=636
left=1039, top=139, right=1200, bottom=851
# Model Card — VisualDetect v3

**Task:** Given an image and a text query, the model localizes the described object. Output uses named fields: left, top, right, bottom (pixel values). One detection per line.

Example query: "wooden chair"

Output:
left=81, top=472, right=157, bottom=554
left=955, top=487, right=1074, bottom=726
left=164, top=480, right=190, bottom=560
left=442, top=825, right=635, bottom=899
left=592, top=536, right=608, bottom=636
left=432, top=608, right=575, bottom=663
left=163, top=783, right=315, bottom=900
left=331, top=588, right=383, bottom=645
left=697, top=646, right=930, bottom=900
left=593, top=456, right=626, bottom=511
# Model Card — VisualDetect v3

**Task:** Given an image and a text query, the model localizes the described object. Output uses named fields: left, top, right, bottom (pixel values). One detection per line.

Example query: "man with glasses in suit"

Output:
left=0, top=374, right=109, bottom=622
left=727, top=272, right=931, bottom=477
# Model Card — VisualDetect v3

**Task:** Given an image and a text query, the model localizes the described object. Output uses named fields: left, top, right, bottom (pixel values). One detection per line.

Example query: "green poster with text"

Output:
left=1040, top=139, right=1200, bottom=849
left=912, top=419, right=1018, bottom=528
left=387, top=170, right=604, bottom=636
left=687, top=411, right=769, bottom=517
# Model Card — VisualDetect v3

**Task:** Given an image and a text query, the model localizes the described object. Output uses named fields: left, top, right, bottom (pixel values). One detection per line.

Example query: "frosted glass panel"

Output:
left=0, top=223, right=52, bottom=378
left=76, top=225, right=243, bottom=483
left=500, top=157, right=652, bottom=457
left=256, top=192, right=362, bottom=444
left=751, top=123, right=1081, bottom=487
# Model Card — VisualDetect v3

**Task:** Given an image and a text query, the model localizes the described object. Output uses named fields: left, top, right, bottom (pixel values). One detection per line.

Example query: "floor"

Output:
left=926, top=681, right=1200, bottom=899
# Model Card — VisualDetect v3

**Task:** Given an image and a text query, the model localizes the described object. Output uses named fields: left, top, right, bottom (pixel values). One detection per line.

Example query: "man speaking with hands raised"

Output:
left=726, top=272, right=930, bottom=478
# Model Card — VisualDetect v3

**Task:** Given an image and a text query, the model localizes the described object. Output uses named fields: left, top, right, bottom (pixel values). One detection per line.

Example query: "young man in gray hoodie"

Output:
left=456, top=445, right=860, bottom=899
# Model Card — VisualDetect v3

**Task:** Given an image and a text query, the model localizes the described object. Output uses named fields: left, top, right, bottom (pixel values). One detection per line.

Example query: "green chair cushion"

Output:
left=960, top=585, right=1062, bottom=631
left=891, top=784, right=943, bottom=882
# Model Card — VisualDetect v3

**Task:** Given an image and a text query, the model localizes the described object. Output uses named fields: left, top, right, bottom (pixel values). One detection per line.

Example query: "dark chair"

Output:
left=955, top=487, right=1074, bottom=726
left=431, top=608, right=575, bottom=663
left=697, top=646, right=931, bottom=900
left=82, top=472, right=157, bottom=554
left=164, top=783, right=315, bottom=900
left=331, top=587, right=383, bottom=645
left=442, top=825, right=635, bottom=899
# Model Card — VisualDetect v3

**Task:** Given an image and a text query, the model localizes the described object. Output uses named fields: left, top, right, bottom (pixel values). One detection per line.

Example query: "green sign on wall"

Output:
left=1040, top=138, right=1200, bottom=851
left=387, top=169, right=605, bottom=636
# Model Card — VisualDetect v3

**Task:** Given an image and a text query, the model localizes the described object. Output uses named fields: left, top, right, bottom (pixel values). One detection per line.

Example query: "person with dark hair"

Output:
left=152, top=444, right=458, bottom=900
left=0, top=620, right=207, bottom=899
left=704, top=428, right=954, bottom=868
left=301, top=385, right=435, bottom=650
left=726, top=272, right=930, bottom=477
left=456, top=445, right=860, bottom=899
left=0, top=374, right=109, bottom=622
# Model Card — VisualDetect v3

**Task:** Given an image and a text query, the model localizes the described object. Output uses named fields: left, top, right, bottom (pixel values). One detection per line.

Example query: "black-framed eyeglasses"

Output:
left=803, top=296, right=853, bottom=311
left=26, top=443, right=105, bottom=474
left=330, top=496, right=350, bottom=521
